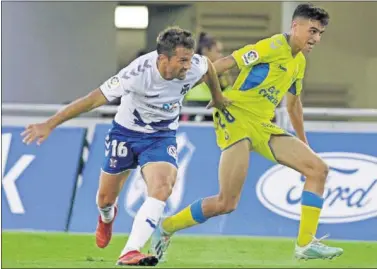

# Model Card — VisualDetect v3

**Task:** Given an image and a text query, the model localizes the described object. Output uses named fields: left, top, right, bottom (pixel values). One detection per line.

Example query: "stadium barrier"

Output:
left=2, top=126, right=86, bottom=231
left=2, top=104, right=377, bottom=241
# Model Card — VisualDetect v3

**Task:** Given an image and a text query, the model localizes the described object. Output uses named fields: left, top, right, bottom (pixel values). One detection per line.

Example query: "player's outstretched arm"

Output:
left=203, top=58, right=232, bottom=110
left=21, top=88, right=108, bottom=145
left=213, top=55, right=237, bottom=75
left=45, top=88, right=108, bottom=129
left=286, top=92, right=308, bottom=145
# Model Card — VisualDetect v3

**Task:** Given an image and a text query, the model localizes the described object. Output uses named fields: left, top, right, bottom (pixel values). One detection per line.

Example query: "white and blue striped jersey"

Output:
left=100, top=51, right=208, bottom=133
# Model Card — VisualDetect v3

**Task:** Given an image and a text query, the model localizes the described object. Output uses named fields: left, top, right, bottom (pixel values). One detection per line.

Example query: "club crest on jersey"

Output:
left=167, top=145, right=178, bottom=160
left=180, top=84, right=190, bottom=95
left=242, top=50, right=259, bottom=65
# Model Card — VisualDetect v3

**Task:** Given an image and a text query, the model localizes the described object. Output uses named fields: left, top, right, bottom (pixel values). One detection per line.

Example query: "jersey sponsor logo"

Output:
left=162, top=102, right=180, bottom=112
left=242, top=50, right=259, bottom=65
left=256, top=152, right=377, bottom=223
left=258, top=86, right=280, bottom=105
left=145, top=103, right=165, bottom=112
left=145, top=102, right=180, bottom=113
left=124, top=133, right=195, bottom=217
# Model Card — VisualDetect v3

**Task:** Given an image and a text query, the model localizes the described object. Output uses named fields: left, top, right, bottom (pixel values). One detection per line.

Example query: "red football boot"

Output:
left=116, top=250, right=159, bottom=266
left=95, top=205, right=118, bottom=248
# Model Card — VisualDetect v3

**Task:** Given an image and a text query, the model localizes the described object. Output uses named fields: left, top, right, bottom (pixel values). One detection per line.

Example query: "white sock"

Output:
left=98, top=205, right=115, bottom=224
left=96, top=192, right=118, bottom=224
left=121, top=197, right=166, bottom=256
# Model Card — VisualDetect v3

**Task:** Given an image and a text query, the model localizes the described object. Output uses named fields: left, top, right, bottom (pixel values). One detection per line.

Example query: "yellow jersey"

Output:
left=224, top=33, right=306, bottom=121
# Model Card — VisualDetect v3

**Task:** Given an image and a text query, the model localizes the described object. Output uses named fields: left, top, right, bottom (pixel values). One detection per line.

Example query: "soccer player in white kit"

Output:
left=21, top=26, right=230, bottom=266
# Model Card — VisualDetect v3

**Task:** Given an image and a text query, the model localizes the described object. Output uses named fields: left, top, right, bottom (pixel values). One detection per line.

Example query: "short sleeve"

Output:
left=192, top=54, right=208, bottom=77
left=99, top=75, right=126, bottom=102
left=99, top=58, right=148, bottom=101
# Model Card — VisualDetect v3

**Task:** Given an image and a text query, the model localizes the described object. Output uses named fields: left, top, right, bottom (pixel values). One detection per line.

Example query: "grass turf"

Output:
left=2, top=232, right=377, bottom=268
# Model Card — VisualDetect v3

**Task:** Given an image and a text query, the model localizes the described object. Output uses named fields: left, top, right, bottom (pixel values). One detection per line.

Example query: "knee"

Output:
left=96, top=191, right=117, bottom=208
left=314, top=159, right=329, bottom=180
left=304, top=158, right=329, bottom=182
left=147, top=174, right=176, bottom=201
left=216, top=195, right=240, bottom=215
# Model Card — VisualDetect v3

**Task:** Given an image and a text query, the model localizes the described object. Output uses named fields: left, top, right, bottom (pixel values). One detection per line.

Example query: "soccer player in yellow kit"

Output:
left=151, top=3, right=343, bottom=261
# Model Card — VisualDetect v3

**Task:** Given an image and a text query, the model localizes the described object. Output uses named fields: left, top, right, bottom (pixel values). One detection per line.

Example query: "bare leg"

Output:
left=202, top=139, right=251, bottom=217
left=97, top=170, right=131, bottom=209
left=269, top=135, right=330, bottom=249
left=96, top=170, right=131, bottom=248
left=161, top=139, right=251, bottom=235
left=269, top=135, right=328, bottom=196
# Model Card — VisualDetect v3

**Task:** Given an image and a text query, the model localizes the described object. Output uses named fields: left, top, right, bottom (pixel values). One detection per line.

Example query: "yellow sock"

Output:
left=297, top=205, right=321, bottom=246
left=162, top=199, right=207, bottom=235
left=297, top=191, right=323, bottom=247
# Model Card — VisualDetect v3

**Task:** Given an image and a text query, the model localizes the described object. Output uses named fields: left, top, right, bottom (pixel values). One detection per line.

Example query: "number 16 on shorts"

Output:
left=106, top=139, right=128, bottom=158
left=103, top=135, right=134, bottom=174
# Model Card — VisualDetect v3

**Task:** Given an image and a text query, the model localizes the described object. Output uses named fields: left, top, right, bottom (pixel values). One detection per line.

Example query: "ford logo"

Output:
left=256, top=152, right=377, bottom=223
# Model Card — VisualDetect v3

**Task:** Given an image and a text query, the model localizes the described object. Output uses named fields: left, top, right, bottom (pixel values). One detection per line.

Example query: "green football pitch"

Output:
left=3, top=232, right=377, bottom=268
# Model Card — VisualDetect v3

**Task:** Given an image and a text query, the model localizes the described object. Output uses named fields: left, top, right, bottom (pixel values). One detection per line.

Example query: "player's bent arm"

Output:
left=286, top=92, right=308, bottom=145
left=46, top=88, right=108, bottom=130
left=202, top=57, right=224, bottom=101
left=213, top=55, right=237, bottom=75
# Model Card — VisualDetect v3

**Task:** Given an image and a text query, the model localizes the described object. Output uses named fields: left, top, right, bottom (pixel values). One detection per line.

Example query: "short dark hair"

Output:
left=196, top=32, right=217, bottom=55
left=156, top=26, right=196, bottom=57
left=292, top=3, right=330, bottom=26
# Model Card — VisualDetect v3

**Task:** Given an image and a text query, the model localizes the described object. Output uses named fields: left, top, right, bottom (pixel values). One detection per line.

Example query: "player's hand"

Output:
left=206, top=95, right=232, bottom=110
left=21, top=122, right=52, bottom=146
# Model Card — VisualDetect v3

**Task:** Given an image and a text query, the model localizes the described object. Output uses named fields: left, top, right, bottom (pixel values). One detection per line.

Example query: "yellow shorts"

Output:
left=213, top=105, right=291, bottom=162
